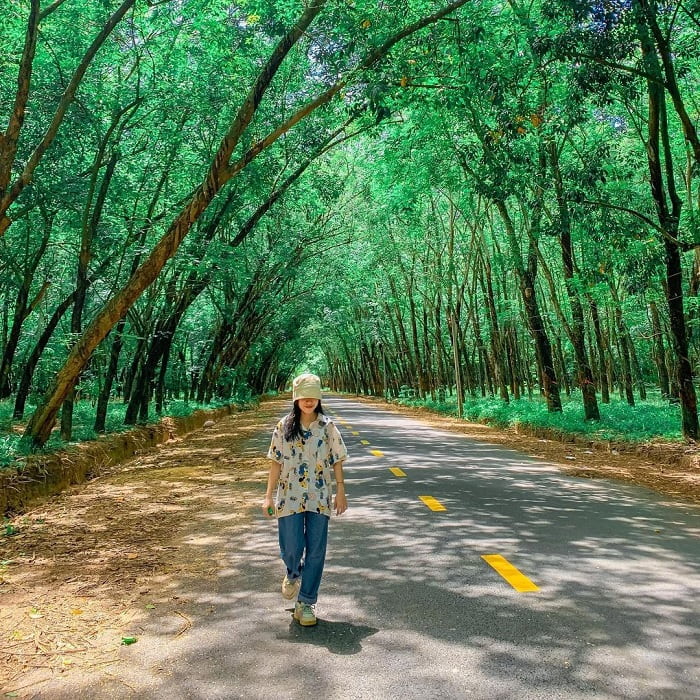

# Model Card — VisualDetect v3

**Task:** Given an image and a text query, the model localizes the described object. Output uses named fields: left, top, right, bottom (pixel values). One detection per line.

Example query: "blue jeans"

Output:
left=278, top=511, right=329, bottom=605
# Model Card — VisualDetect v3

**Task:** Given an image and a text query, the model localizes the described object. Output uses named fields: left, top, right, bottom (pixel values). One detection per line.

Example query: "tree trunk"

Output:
left=614, top=303, right=635, bottom=406
left=648, top=300, right=670, bottom=398
left=61, top=149, right=119, bottom=440
left=587, top=296, right=610, bottom=404
left=663, top=239, right=697, bottom=435
left=506, top=326, right=523, bottom=400
left=0, top=282, right=30, bottom=399
left=627, top=327, right=647, bottom=402
left=196, top=320, right=231, bottom=404
left=13, top=290, right=75, bottom=420
left=407, top=291, right=425, bottom=397
left=686, top=247, right=700, bottom=357
left=0, top=220, right=51, bottom=398
left=154, top=342, right=172, bottom=415
left=637, top=6, right=698, bottom=438
left=495, top=199, right=561, bottom=411
left=548, top=141, right=599, bottom=419
left=480, top=248, right=509, bottom=402
left=94, top=318, right=126, bottom=433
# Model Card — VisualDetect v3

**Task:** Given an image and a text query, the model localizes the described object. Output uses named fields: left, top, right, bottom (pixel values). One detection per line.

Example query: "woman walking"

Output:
left=263, top=373, right=348, bottom=626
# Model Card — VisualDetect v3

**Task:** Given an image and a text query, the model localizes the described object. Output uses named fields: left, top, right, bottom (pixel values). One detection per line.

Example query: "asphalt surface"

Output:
left=33, top=397, right=700, bottom=699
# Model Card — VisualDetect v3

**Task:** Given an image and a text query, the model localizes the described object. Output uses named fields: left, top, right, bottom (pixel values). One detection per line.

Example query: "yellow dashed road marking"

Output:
left=389, top=467, right=406, bottom=477
left=370, top=449, right=384, bottom=458
left=481, top=554, right=540, bottom=592
left=360, top=440, right=370, bottom=445
left=351, top=431, right=360, bottom=436
left=419, top=495, right=446, bottom=511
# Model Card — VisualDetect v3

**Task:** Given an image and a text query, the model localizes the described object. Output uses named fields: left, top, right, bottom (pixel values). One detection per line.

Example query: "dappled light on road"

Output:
left=2, top=397, right=698, bottom=699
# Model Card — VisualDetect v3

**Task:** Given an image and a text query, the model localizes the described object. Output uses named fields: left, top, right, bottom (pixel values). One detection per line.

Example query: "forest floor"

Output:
left=1, top=395, right=698, bottom=697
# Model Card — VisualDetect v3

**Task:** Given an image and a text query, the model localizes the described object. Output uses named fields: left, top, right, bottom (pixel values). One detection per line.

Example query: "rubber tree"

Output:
left=0, top=0, right=138, bottom=236
left=0, top=210, right=52, bottom=398
left=634, top=0, right=699, bottom=438
left=547, top=140, right=600, bottom=420
left=22, top=0, right=472, bottom=447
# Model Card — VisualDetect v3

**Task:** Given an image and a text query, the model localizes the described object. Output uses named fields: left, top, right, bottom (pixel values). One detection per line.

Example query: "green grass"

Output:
left=0, top=395, right=253, bottom=471
left=1, top=390, right=685, bottom=471
left=394, top=391, right=683, bottom=444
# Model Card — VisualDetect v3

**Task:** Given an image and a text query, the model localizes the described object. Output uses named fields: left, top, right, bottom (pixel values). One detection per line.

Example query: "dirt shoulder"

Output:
left=0, top=398, right=288, bottom=697
left=1, top=394, right=697, bottom=696
left=352, top=394, right=700, bottom=506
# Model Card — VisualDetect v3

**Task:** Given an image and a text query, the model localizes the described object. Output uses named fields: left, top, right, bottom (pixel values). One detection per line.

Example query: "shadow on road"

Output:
left=277, top=616, right=379, bottom=654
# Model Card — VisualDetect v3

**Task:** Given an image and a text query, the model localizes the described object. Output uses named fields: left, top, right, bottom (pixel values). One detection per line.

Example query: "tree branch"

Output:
left=578, top=197, right=696, bottom=249
left=224, top=0, right=472, bottom=181
left=0, top=0, right=40, bottom=195
left=39, top=0, right=69, bottom=20
left=0, top=0, right=139, bottom=236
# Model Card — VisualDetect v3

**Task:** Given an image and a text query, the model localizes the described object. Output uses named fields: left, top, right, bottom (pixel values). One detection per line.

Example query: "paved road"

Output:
left=36, top=397, right=700, bottom=699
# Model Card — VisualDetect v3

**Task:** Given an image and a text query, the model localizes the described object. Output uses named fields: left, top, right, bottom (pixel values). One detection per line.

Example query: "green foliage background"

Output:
left=0, top=0, right=699, bottom=463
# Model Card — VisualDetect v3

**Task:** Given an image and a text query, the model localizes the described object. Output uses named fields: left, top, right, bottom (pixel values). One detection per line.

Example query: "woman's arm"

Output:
left=262, top=460, right=281, bottom=517
left=333, top=460, right=347, bottom=515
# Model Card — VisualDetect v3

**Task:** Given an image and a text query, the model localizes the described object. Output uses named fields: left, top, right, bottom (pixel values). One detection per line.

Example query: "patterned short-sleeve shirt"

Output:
left=267, top=412, right=348, bottom=518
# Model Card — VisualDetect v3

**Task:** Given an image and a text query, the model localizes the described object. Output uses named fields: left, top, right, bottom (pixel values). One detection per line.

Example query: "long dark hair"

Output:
left=283, top=400, right=325, bottom=442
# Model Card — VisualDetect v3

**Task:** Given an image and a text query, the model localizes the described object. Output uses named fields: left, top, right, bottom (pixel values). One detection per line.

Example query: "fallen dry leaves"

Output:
left=0, top=398, right=287, bottom=696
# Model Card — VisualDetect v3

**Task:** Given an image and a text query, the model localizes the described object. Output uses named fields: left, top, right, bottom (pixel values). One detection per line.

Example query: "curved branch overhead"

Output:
left=0, top=0, right=695, bottom=448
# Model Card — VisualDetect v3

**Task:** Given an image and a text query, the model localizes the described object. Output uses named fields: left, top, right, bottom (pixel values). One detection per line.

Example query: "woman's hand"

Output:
left=262, top=495, right=275, bottom=518
left=334, top=487, right=348, bottom=515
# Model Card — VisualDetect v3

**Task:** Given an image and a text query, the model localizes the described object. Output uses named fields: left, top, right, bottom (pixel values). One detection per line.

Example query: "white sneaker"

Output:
left=282, top=575, right=300, bottom=600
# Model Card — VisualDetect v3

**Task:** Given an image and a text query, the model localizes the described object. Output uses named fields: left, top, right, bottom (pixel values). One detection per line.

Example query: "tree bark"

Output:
left=0, top=0, right=138, bottom=235
left=0, top=0, right=40, bottom=196
left=495, top=199, right=562, bottom=411
left=0, top=216, right=51, bottom=398
left=479, top=247, right=509, bottom=402
left=61, top=150, right=119, bottom=440
left=636, top=5, right=698, bottom=438
left=648, top=300, right=670, bottom=398
left=93, top=318, right=126, bottom=433
left=12, top=290, right=74, bottom=419
left=613, top=302, right=635, bottom=406
left=548, top=141, right=599, bottom=419
left=587, top=296, right=610, bottom=404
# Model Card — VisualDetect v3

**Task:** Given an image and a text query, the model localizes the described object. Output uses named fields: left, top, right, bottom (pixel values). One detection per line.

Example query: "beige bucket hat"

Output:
left=292, top=373, right=322, bottom=401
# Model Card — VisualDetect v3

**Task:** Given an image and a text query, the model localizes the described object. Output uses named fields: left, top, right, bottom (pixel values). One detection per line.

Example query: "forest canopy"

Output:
left=1, top=0, right=700, bottom=450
